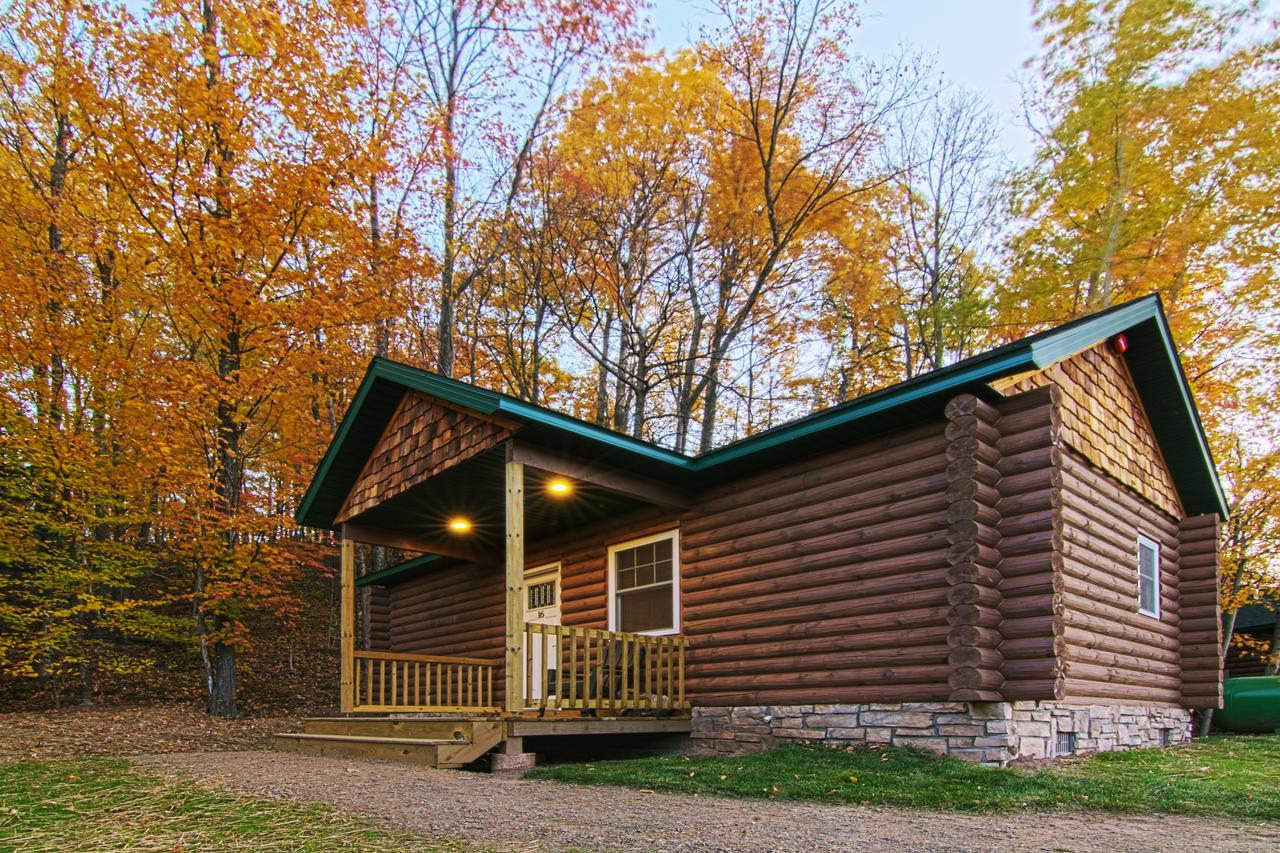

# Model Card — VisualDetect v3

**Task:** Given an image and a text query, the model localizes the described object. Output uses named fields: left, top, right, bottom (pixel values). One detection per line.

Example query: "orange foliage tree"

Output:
left=87, top=0, right=394, bottom=715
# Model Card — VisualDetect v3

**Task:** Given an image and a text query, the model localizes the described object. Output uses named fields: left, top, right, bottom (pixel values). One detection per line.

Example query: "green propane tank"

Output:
left=1218, top=676, right=1280, bottom=734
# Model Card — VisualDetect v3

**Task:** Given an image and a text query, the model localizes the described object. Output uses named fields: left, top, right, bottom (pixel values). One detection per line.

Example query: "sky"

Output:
left=647, top=0, right=1043, bottom=164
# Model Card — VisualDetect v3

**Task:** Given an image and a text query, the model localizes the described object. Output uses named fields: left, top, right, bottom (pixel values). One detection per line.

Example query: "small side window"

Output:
left=1137, top=535, right=1161, bottom=618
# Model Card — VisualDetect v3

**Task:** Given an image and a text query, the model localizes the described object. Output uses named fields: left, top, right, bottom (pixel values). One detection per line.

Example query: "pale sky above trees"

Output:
left=650, top=0, right=1042, bottom=163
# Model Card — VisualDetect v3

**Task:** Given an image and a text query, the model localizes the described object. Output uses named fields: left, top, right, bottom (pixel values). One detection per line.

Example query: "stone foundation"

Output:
left=690, top=702, right=1192, bottom=764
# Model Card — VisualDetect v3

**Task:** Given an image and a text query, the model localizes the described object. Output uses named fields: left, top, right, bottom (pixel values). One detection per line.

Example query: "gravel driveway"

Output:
left=137, top=751, right=1280, bottom=852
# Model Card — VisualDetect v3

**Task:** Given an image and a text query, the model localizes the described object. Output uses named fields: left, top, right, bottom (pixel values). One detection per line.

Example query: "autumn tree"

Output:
left=94, top=0, right=390, bottom=716
left=0, top=0, right=184, bottom=703
left=681, top=0, right=917, bottom=451
left=539, top=52, right=718, bottom=440
left=397, top=0, right=639, bottom=377
left=1004, top=0, right=1279, bottom=366
left=1014, top=0, right=1280, bottom=734
left=883, top=86, right=1002, bottom=377
left=464, top=163, right=571, bottom=405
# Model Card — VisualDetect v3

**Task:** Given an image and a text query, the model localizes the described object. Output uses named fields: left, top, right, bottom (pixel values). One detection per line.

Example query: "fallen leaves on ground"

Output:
left=0, top=704, right=300, bottom=760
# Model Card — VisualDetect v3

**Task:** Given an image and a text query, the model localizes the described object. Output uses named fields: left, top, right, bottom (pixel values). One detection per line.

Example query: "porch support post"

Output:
left=339, top=535, right=355, bottom=713
left=505, top=456, right=525, bottom=714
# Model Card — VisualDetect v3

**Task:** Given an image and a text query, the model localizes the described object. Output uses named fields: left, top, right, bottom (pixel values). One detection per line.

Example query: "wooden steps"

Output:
left=274, top=717, right=504, bottom=769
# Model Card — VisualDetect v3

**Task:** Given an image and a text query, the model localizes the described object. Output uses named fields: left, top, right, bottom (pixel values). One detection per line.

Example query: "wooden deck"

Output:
left=274, top=712, right=692, bottom=769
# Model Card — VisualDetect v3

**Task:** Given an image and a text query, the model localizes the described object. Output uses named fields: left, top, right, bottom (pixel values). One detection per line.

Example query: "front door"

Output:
left=523, top=563, right=561, bottom=704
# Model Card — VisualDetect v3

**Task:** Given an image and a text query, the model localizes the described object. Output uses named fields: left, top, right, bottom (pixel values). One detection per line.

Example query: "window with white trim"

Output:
left=609, top=531, right=679, bottom=635
left=1137, top=534, right=1161, bottom=618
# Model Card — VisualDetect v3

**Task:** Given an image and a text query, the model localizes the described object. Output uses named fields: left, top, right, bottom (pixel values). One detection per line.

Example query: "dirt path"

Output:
left=136, top=751, right=1280, bottom=852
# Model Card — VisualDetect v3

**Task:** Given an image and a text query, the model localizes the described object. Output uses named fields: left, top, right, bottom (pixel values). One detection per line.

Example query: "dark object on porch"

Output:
left=551, top=639, right=648, bottom=705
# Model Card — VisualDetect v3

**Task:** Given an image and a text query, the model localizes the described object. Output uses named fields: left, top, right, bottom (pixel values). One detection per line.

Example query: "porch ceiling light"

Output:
left=546, top=478, right=573, bottom=497
left=447, top=516, right=472, bottom=533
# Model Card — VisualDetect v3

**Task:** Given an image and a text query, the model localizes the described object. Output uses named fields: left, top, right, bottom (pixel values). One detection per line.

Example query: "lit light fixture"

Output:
left=547, top=478, right=573, bottom=497
left=447, top=516, right=472, bottom=533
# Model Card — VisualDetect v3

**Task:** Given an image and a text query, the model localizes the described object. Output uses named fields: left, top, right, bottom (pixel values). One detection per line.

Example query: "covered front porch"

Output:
left=282, top=364, right=698, bottom=766
left=335, top=441, right=690, bottom=720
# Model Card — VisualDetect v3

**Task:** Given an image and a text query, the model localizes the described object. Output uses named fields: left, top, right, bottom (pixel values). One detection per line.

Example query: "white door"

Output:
left=523, top=563, right=561, bottom=704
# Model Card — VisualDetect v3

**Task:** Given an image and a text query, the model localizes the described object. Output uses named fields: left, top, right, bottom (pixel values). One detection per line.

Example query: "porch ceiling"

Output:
left=342, top=444, right=654, bottom=561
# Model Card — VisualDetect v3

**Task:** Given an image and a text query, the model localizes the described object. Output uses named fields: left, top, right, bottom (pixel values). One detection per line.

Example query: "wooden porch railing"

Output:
left=523, top=624, right=688, bottom=713
left=354, top=650, right=499, bottom=712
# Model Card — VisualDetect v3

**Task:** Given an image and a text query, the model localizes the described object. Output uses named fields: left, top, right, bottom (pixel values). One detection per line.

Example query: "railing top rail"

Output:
left=354, top=650, right=500, bottom=666
left=527, top=623, right=687, bottom=646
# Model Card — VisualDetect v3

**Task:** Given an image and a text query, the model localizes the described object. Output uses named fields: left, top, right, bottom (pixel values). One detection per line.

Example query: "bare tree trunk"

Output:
left=203, top=0, right=241, bottom=719
left=370, top=169, right=390, bottom=357
left=699, top=354, right=723, bottom=454
left=438, top=153, right=457, bottom=375
left=594, top=311, right=613, bottom=425
left=211, top=639, right=237, bottom=716
left=1087, top=131, right=1127, bottom=312
left=611, top=328, right=630, bottom=432
left=79, top=660, right=94, bottom=706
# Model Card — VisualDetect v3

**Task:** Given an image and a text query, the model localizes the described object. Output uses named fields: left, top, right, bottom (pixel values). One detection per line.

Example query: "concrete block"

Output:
left=490, top=752, right=536, bottom=772
left=1018, top=738, right=1049, bottom=759
left=772, top=715, right=806, bottom=728
left=933, top=713, right=974, bottom=724
left=1016, top=721, right=1052, bottom=738
left=913, top=702, right=967, bottom=712
left=969, top=702, right=1013, bottom=719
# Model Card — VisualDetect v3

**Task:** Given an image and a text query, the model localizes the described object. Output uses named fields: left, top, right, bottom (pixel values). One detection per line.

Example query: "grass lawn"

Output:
left=0, top=757, right=469, bottom=851
left=527, top=735, right=1280, bottom=820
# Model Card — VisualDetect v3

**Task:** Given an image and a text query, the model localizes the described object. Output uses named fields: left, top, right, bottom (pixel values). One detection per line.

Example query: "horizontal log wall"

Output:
left=530, top=508, right=679, bottom=631
left=367, top=585, right=391, bottom=650
left=680, top=422, right=954, bottom=706
left=944, top=394, right=1006, bottom=701
left=1178, top=513, right=1222, bottom=708
left=992, top=386, right=1066, bottom=701
left=358, top=355, right=1218, bottom=713
left=1059, top=448, right=1183, bottom=706
left=382, top=561, right=506, bottom=704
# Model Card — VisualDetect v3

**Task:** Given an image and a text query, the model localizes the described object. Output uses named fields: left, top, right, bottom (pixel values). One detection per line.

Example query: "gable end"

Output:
left=993, top=342, right=1182, bottom=517
left=335, top=391, right=510, bottom=523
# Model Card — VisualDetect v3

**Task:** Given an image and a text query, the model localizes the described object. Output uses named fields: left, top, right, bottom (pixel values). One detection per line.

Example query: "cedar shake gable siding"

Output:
left=336, top=391, right=509, bottom=523
left=993, top=342, right=1182, bottom=516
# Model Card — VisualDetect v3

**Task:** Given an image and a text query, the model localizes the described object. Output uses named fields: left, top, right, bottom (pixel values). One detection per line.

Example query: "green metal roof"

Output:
left=355, top=552, right=448, bottom=587
left=1234, top=602, right=1278, bottom=631
left=296, top=294, right=1227, bottom=532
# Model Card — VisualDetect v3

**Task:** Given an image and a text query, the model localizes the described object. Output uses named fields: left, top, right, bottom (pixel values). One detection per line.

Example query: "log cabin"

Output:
left=277, top=294, right=1225, bottom=767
